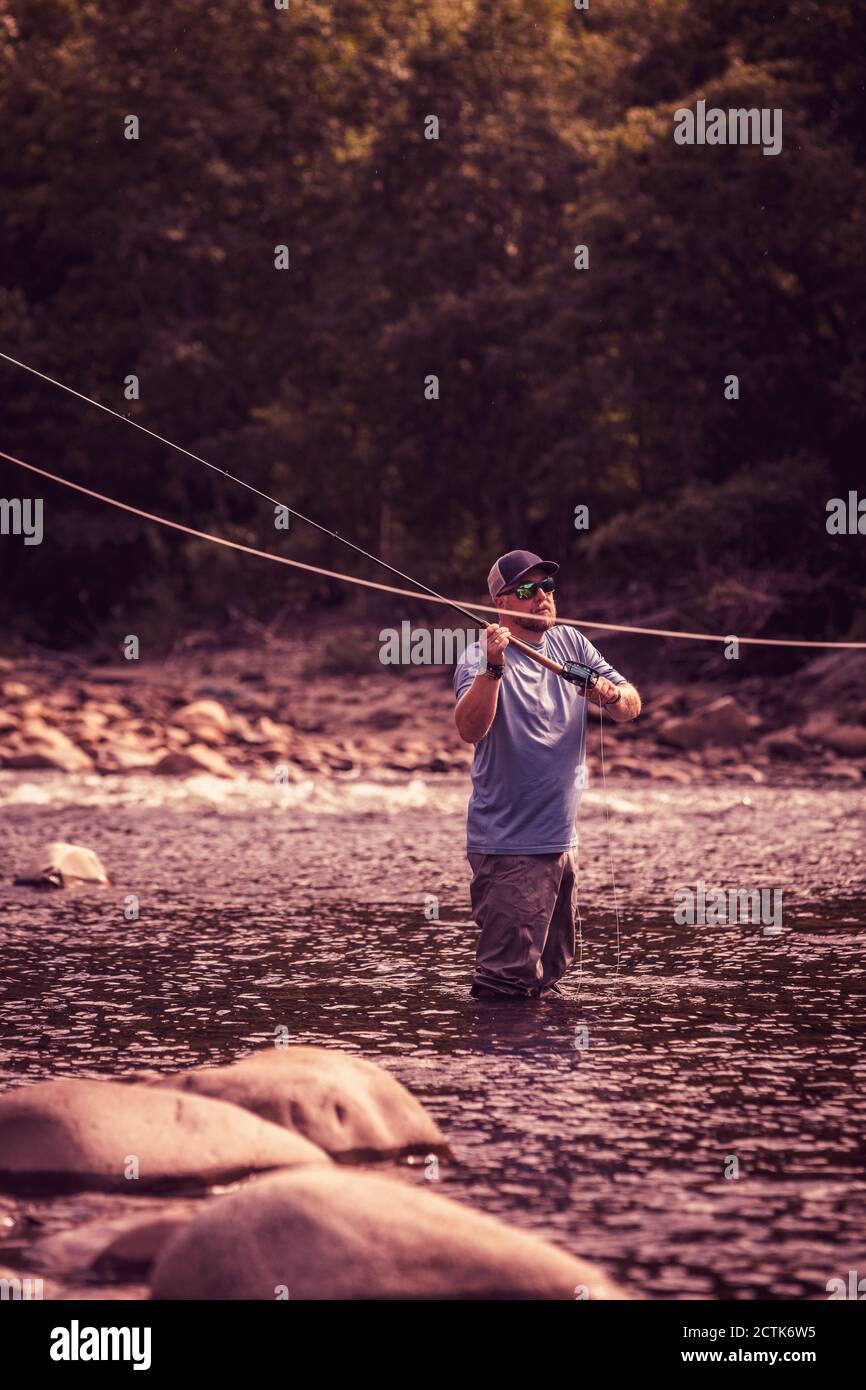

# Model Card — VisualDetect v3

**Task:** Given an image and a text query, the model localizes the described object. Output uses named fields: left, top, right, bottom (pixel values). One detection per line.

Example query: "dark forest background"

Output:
left=0, top=0, right=864, bottom=659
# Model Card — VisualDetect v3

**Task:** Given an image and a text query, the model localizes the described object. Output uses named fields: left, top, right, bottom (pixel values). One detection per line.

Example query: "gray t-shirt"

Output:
left=453, top=626, right=626, bottom=854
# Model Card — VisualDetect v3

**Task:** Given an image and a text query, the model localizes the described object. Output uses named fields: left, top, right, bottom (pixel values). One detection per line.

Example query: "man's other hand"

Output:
left=585, top=678, right=642, bottom=722
left=483, top=624, right=511, bottom=667
left=584, top=675, right=621, bottom=706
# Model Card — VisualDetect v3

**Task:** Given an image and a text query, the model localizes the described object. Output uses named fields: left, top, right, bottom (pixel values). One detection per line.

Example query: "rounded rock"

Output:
left=0, top=1078, right=330, bottom=1194
left=150, top=1167, right=629, bottom=1300
left=13, top=842, right=109, bottom=888
left=149, top=1047, right=451, bottom=1161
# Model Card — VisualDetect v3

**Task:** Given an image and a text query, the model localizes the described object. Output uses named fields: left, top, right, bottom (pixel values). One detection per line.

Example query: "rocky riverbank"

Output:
left=0, top=635, right=863, bottom=786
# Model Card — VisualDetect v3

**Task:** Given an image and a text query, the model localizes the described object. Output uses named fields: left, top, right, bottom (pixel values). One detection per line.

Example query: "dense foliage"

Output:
left=0, top=0, right=863, bottom=650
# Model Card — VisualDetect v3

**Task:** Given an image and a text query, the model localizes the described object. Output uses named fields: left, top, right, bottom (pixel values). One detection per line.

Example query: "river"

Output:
left=1, top=770, right=864, bottom=1299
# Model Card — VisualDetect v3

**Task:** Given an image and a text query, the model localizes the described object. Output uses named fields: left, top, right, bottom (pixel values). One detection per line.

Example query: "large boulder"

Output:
left=658, top=695, right=751, bottom=750
left=150, top=1168, right=628, bottom=1300
left=0, top=1078, right=329, bottom=1194
left=13, top=842, right=110, bottom=888
left=148, top=1047, right=451, bottom=1161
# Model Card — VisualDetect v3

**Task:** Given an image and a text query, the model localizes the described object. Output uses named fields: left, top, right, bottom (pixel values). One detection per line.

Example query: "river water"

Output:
left=1, top=770, right=865, bottom=1299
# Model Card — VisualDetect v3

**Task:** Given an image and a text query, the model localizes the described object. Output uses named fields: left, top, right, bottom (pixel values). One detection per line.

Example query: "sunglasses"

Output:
left=506, top=578, right=556, bottom=600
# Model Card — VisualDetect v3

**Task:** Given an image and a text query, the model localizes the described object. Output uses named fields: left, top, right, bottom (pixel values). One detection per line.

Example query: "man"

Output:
left=453, top=549, right=641, bottom=1001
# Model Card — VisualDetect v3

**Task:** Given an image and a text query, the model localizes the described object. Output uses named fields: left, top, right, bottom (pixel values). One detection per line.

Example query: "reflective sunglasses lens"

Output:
left=511, top=578, right=555, bottom=599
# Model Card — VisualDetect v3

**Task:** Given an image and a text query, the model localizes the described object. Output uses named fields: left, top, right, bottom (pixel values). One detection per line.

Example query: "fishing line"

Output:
left=573, top=834, right=585, bottom=1003
left=2, top=350, right=865, bottom=651
left=0, top=351, right=492, bottom=634
left=597, top=703, right=622, bottom=977
left=572, top=677, right=621, bottom=1002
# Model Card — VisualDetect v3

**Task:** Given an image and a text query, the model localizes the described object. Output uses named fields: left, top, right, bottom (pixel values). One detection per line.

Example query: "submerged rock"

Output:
left=150, top=1168, right=629, bottom=1300
left=13, top=842, right=110, bottom=889
left=148, top=1047, right=452, bottom=1161
left=0, top=1078, right=330, bottom=1194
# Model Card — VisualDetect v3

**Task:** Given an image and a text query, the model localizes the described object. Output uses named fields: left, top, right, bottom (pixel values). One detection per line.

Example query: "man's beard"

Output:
left=513, top=607, right=556, bottom=635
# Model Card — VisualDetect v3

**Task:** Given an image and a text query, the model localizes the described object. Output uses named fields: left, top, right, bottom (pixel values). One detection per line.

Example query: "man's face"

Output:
left=495, top=566, right=557, bottom=635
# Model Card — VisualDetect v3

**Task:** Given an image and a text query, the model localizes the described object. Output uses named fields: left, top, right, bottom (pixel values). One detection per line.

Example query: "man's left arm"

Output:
left=574, top=632, right=641, bottom=723
left=589, top=677, right=641, bottom=723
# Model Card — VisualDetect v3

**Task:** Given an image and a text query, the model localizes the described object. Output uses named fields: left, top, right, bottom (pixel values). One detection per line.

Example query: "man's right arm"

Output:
left=455, top=671, right=502, bottom=744
left=454, top=625, right=510, bottom=744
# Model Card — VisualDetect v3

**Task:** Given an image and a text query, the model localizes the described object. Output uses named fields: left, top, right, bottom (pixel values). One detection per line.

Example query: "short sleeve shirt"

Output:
left=453, top=626, right=626, bottom=854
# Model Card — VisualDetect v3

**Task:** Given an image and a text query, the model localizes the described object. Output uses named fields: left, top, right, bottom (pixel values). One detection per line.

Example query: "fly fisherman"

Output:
left=454, top=550, right=642, bottom=1001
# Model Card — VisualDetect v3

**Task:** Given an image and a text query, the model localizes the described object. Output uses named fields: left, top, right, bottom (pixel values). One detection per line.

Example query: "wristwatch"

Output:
left=485, top=662, right=504, bottom=680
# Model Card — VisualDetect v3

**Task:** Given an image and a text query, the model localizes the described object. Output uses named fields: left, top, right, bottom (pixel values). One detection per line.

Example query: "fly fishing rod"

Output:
left=0, top=349, right=597, bottom=689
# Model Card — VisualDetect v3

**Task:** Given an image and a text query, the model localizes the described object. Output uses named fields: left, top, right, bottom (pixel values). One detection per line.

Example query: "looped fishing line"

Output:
left=573, top=689, right=621, bottom=1003
left=2, top=349, right=863, bottom=1002
left=2, top=350, right=866, bottom=649
left=598, top=701, right=622, bottom=978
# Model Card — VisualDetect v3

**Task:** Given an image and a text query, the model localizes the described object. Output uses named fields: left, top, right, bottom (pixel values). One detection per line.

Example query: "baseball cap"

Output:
left=487, top=549, right=559, bottom=599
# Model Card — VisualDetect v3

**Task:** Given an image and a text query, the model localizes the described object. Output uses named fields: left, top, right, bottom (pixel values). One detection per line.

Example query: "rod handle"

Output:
left=504, top=633, right=565, bottom=673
